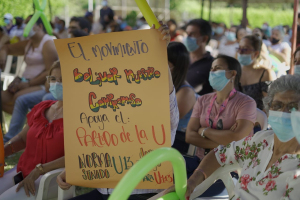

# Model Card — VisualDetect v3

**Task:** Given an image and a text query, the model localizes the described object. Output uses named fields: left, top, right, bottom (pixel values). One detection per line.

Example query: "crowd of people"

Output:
left=1, top=0, right=300, bottom=199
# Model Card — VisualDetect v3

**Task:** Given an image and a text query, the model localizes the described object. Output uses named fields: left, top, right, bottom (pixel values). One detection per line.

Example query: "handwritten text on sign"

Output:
left=54, top=29, right=172, bottom=189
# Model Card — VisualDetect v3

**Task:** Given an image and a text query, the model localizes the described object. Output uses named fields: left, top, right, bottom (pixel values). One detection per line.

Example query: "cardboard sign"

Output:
left=54, top=29, right=173, bottom=189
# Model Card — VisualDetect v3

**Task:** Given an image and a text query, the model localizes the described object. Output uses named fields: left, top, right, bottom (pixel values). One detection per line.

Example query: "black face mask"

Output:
left=271, top=38, right=280, bottom=45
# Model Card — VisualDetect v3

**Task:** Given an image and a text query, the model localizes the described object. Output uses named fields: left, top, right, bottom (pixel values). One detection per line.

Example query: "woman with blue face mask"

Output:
left=0, top=61, right=65, bottom=199
left=218, top=25, right=239, bottom=58
left=183, top=55, right=257, bottom=197
left=165, top=75, right=300, bottom=200
left=239, top=35, right=276, bottom=112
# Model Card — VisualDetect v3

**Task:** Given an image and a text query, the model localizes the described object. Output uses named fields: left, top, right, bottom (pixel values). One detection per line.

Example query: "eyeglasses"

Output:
left=236, top=48, right=255, bottom=54
left=269, top=101, right=299, bottom=113
left=46, top=76, right=62, bottom=83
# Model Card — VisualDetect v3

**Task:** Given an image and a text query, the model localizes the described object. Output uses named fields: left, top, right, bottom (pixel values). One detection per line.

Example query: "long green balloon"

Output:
left=23, top=0, right=53, bottom=37
left=134, top=0, right=161, bottom=29
left=108, top=147, right=187, bottom=200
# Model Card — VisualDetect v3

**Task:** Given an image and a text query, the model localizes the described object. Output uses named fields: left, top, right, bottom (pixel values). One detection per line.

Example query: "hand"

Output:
left=17, top=82, right=30, bottom=90
left=198, top=127, right=208, bottom=136
left=230, top=122, right=238, bottom=131
left=163, top=179, right=199, bottom=200
left=150, top=21, right=171, bottom=47
left=16, top=168, right=41, bottom=197
left=0, top=49, right=7, bottom=71
left=56, top=170, right=72, bottom=190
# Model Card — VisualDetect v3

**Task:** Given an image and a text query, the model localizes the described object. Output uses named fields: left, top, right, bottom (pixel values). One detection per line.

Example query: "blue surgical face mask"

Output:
left=4, top=19, right=10, bottom=25
left=268, top=110, right=295, bottom=142
left=294, top=65, right=300, bottom=75
left=291, top=110, right=300, bottom=144
left=237, top=53, right=253, bottom=66
left=209, top=70, right=230, bottom=91
left=183, top=37, right=199, bottom=52
left=50, top=82, right=63, bottom=100
left=215, top=27, right=224, bottom=35
left=226, top=32, right=236, bottom=41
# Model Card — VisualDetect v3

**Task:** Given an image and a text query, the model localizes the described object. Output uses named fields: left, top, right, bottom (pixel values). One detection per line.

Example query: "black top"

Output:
left=186, top=52, right=214, bottom=95
left=242, top=70, right=272, bottom=110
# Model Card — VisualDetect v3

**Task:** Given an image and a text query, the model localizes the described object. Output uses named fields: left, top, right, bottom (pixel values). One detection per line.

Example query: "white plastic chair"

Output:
left=149, top=163, right=240, bottom=200
left=256, top=108, right=268, bottom=130
left=35, top=168, right=75, bottom=200
left=1, top=55, right=26, bottom=90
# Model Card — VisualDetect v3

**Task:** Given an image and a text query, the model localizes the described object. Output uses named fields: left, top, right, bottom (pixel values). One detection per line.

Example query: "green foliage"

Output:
left=172, top=1, right=293, bottom=28
left=125, top=11, right=138, bottom=27
left=0, top=0, right=65, bottom=26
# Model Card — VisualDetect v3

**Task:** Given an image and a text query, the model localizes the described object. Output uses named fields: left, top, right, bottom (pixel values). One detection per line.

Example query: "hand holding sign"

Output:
left=23, top=0, right=53, bottom=37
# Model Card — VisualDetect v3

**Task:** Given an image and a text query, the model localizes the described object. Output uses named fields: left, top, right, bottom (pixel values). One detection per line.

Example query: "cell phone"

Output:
left=13, top=171, right=24, bottom=185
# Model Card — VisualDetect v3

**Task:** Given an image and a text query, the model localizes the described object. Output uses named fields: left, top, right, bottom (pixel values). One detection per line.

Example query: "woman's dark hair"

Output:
left=28, top=14, right=46, bottom=33
left=167, top=42, right=190, bottom=92
left=242, top=35, right=262, bottom=56
left=215, top=55, right=243, bottom=91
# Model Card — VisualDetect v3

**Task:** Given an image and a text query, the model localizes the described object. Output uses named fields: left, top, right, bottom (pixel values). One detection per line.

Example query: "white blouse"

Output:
left=214, top=130, right=300, bottom=200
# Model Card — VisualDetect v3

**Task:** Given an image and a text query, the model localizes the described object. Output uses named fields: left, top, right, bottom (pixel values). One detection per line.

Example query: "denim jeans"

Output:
left=3, top=89, right=47, bottom=143
left=42, top=92, right=55, bottom=101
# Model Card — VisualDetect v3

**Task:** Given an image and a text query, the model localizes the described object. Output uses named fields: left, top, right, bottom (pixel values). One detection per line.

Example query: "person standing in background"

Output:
left=3, top=13, right=15, bottom=36
left=84, top=11, right=103, bottom=34
left=183, top=19, right=214, bottom=95
left=100, top=0, right=114, bottom=29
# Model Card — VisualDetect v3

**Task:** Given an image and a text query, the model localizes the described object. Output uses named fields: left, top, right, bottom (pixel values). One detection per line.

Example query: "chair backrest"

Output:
left=4, top=55, right=13, bottom=74
left=256, top=108, right=268, bottom=130
left=16, top=56, right=26, bottom=77
left=190, top=163, right=241, bottom=200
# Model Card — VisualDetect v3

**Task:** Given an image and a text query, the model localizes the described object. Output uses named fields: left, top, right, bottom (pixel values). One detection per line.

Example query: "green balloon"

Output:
left=23, top=0, right=53, bottom=37
left=108, top=147, right=187, bottom=200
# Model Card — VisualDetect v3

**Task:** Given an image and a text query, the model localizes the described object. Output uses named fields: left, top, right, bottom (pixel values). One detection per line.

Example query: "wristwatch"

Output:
left=36, top=163, right=44, bottom=175
left=201, top=128, right=208, bottom=138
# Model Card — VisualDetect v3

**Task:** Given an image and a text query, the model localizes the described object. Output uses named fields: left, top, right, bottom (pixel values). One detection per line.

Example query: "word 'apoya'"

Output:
left=73, top=67, right=121, bottom=86
left=124, top=67, right=160, bottom=84
left=89, top=93, right=142, bottom=112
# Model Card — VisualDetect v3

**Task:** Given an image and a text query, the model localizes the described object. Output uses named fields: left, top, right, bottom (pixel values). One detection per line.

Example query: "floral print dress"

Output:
left=214, top=130, right=300, bottom=200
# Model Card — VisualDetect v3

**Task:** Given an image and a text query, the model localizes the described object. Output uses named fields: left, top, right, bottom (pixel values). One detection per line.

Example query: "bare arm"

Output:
left=185, top=117, right=219, bottom=149
left=176, top=87, right=196, bottom=119
left=202, top=119, right=254, bottom=145
left=42, top=156, right=65, bottom=174
left=29, top=40, right=58, bottom=86
left=269, top=46, right=291, bottom=65
left=4, top=124, right=30, bottom=157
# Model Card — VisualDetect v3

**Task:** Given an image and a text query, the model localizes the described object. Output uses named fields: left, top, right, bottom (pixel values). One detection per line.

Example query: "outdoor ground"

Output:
left=3, top=114, right=94, bottom=196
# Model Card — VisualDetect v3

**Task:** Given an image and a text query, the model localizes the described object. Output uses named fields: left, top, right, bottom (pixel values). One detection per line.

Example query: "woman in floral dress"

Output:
left=165, top=75, right=300, bottom=200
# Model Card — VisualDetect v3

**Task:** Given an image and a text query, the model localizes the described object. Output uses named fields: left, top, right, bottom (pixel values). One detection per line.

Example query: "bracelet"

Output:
left=195, top=168, right=207, bottom=180
left=201, top=127, right=208, bottom=138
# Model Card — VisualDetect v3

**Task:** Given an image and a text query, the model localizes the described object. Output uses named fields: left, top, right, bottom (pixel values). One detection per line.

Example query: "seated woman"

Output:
left=0, top=15, right=58, bottom=142
left=165, top=74, right=300, bottom=199
left=0, top=61, right=64, bottom=200
left=238, top=35, right=276, bottom=111
left=185, top=55, right=256, bottom=196
left=218, top=25, right=239, bottom=58
left=267, top=26, right=291, bottom=67
left=168, top=42, right=198, bottom=154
